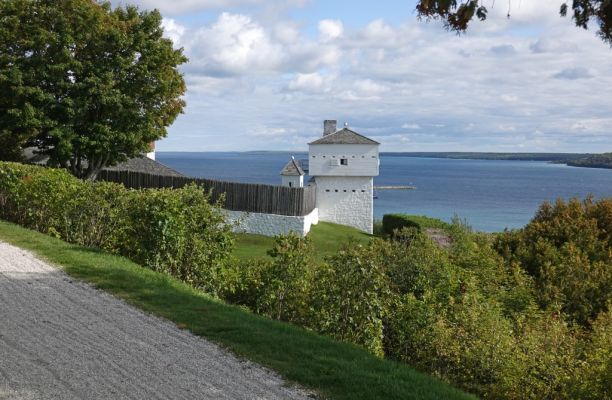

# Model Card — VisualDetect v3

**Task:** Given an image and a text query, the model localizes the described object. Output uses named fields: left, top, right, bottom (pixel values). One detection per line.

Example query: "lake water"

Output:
left=157, top=152, right=612, bottom=232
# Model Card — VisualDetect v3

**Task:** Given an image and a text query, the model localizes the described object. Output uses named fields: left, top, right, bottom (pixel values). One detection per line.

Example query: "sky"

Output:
left=110, top=0, right=612, bottom=153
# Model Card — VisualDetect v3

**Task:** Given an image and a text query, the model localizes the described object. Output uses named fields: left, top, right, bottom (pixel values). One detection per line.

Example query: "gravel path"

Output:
left=0, top=241, right=311, bottom=400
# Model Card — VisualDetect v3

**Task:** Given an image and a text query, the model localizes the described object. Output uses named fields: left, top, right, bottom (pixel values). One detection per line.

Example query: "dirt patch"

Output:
left=425, top=228, right=452, bottom=249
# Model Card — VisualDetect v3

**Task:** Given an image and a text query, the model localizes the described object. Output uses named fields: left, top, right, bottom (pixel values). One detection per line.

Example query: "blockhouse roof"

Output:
left=308, top=127, right=380, bottom=145
left=280, top=158, right=305, bottom=176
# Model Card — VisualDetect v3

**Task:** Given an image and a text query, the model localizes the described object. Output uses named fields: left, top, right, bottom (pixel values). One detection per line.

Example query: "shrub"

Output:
left=0, top=162, right=234, bottom=291
left=370, top=229, right=458, bottom=300
left=217, top=233, right=315, bottom=323
left=569, top=305, right=612, bottom=399
left=387, top=286, right=519, bottom=397
left=382, top=213, right=449, bottom=236
left=256, top=233, right=314, bottom=322
left=309, top=244, right=391, bottom=357
left=382, top=214, right=422, bottom=235
left=115, top=185, right=234, bottom=292
left=494, top=197, right=612, bottom=326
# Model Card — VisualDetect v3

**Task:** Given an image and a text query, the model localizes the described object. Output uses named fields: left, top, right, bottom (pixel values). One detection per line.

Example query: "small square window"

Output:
left=352, top=190, right=356, bottom=192
left=340, top=158, right=348, bottom=166
left=343, top=189, right=347, bottom=192
left=334, top=189, right=338, bottom=192
left=325, top=189, right=330, bottom=192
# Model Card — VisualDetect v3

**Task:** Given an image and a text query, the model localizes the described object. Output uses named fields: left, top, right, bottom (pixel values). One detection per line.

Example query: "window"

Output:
left=343, top=189, right=347, bottom=192
left=352, top=190, right=356, bottom=192
left=334, top=189, right=338, bottom=192
left=325, top=189, right=330, bottom=192
left=340, top=158, right=348, bottom=166
left=288, top=182, right=292, bottom=187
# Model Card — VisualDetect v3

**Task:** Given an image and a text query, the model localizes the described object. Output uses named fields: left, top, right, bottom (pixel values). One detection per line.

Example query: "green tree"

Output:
left=495, top=197, right=612, bottom=327
left=416, top=1, right=612, bottom=46
left=0, top=0, right=187, bottom=179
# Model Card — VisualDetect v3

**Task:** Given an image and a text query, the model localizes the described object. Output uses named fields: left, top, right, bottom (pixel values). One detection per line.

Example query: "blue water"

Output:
left=158, top=152, right=612, bottom=232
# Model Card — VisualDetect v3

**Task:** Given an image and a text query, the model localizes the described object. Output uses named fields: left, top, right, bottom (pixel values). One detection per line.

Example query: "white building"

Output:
left=280, top=157, right=305, bottom=188
left=308, top=120, right=379, bottom=234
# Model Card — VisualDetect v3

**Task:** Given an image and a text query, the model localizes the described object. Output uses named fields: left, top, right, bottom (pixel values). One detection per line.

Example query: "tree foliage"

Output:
left=416, top=0, right=612, bottom=45
left=495, top=197, right=612, bottom=327
left=0, top=0, right=187, bottom=179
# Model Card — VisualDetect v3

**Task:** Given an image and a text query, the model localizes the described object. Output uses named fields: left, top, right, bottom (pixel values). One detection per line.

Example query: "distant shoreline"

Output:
left=379, top=152, right=589, bottom=162
left=157, top=151, right=612, bottom=170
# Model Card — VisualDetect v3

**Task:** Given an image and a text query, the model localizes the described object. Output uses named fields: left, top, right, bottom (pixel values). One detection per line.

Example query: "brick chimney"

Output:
left=323, top=120, right=337, bottom=136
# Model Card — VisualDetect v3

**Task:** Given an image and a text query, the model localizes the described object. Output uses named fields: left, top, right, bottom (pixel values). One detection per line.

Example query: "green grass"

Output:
left=0, top=219, right=475, bottom=400
left=233, top=221, right=373, bottom=262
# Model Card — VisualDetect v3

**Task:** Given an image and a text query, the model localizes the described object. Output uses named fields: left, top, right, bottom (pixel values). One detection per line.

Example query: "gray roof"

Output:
left=308, top=128, right=380, bottom=145
left=104, top=157, right=183, bottom=177
left=280, top=158, right=305, bottom=176
left=22, top=147, right=182, bottom=177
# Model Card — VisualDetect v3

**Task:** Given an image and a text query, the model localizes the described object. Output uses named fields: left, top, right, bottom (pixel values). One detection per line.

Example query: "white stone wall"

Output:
left=225, top=208, right=319, bottom=237
left=308, top=144, right=379, bottom=177
left=315, top=176, right=373, bottom=233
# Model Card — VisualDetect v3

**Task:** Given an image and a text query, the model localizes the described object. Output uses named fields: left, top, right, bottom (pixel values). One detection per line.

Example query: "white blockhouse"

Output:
left=280, top=157, right=305, bottom=188
left=308, top=120, right=379, bottom=233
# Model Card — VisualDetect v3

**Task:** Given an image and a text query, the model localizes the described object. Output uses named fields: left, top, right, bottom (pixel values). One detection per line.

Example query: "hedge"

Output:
left=382, top=214, right=449, bottom=236
left=0, top=162, right=234, bottom=291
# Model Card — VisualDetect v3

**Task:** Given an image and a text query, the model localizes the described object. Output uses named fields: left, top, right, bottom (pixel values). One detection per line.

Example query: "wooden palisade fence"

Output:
left=98, top=170, right=317, bottom=217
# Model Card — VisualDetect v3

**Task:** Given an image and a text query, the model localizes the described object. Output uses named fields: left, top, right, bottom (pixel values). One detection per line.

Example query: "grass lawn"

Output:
left=233, top=221, right=373, bottom=262
left=0, top=219, right=475, bottom=400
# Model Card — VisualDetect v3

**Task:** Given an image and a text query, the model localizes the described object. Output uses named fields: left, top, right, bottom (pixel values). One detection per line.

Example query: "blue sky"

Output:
left=111, top=0, right=612, bottom=152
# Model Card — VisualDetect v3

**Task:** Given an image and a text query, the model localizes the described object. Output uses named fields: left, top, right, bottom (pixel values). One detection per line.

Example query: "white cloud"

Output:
left=157, top=4, right=612, bottom=152
left=185, top=13, right=282, bottom=75
left=112, top=0, right=262, bottom=15
left=318, top=19, right=343, bottom=42
left=161, top=18, right=185, bottom=46
left=288, top=73, right=332, bottom=92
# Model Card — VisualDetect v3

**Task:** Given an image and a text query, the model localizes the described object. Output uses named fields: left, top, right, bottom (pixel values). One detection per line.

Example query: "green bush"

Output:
left=0, top=162, right=234, bottom=290
left=214, top=233, right=316, bottom=324
left=257, top=233, right=314, bottom=322
left=309, top=244, right=391, bottom=357
left=569, top=305, right=612, bottom=400
left=494, top=197, right=612, bottom=326
left=382, top=214, right=421, bottom=235
left=382, top=213, right=449, bottom=236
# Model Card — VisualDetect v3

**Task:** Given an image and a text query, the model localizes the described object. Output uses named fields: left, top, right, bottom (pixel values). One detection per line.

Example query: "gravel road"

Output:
left=0, top=241, right=311, bottom=400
